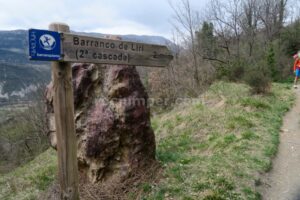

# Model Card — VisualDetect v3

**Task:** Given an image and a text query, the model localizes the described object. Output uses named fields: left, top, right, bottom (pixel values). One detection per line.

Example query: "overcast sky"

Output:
left=0, top=0, right=209, bottom=39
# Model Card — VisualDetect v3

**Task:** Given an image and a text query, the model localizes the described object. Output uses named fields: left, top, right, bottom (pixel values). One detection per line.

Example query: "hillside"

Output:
left=0, top=30, right=171, bottom=104
left=0, top=81, right=294, bottom=200
left=0, top=30, right=50, bottom=103
left=146, top=82, right=295, bottom=199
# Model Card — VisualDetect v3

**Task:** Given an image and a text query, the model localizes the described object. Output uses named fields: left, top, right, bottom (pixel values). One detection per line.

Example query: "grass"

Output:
left=142, top=81, right=295, bottom=200
left=0, top=81, right=295, bottom=200
left=0, top=149, right=57, bottom=200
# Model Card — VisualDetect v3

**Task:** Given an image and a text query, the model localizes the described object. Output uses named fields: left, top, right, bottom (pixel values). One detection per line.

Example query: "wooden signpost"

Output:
left=49, top=23, right=79, bottom=200
left=28, top=22, right=173, bottom=200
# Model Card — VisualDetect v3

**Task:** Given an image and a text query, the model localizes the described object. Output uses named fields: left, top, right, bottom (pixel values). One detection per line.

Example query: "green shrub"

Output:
left=228, top=64, right=245, bottom=82
left=245, top=69, right=271, bottom=94
left=219, top=59, right=246, bottom=82
left=266, top=45, right=278, bottom=81
left=0, top=103, right=49, bottom=174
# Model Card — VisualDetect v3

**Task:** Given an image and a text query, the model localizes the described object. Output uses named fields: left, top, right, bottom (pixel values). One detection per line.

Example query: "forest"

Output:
left=148, top=0, right=300, bottom=102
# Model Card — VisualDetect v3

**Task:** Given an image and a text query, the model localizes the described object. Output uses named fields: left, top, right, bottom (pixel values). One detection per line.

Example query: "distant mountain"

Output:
left=74, top=31, right=172, bottom=45
left=0, top=30, right=50, bottom=104
left=0, top=29, right=172, bottom=104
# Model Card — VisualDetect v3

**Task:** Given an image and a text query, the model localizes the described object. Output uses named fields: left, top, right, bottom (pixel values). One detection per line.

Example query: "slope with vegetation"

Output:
left=143, top=82, right=294, bottom=200
left=0, top=81, right=294, bottom=200
left=0, top=149, right=56, bottom=200
left=0, top=100, right=48, bottom=174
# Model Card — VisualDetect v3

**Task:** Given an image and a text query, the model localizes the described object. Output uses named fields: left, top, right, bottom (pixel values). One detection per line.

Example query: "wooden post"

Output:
left=49, top=23, right=79, bottom=200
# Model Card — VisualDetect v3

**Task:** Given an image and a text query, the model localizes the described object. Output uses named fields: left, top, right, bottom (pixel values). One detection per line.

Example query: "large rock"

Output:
left=45, top=63, right=155, bottom=183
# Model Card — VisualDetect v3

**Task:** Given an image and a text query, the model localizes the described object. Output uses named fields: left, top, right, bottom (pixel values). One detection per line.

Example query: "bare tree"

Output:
left=169, top=0, right=201, bottom=88
left=208, top=0, right=243, bottom=60
left=287, top=0, right=300, bottom=22
left=258, top=0, right=289, bottom=41
left=240, top=0, right=260, bottom=56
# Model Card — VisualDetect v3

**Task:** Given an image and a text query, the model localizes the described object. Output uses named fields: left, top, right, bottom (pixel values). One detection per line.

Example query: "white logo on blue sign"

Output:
left=29, top=29, right=61, bottom=61
left=39, top=34, right=56, bottom=51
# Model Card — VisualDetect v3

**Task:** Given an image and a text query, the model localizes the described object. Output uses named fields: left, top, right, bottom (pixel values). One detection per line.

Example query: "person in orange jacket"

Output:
left=293, top=51, right=300, bottom=88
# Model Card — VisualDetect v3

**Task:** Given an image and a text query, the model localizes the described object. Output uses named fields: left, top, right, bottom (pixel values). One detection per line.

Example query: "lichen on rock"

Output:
left=45, top=63, right=155, bottom=183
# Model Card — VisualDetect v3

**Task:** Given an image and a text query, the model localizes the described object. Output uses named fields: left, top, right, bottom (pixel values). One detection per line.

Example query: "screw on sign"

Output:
left=28, top=22, right=173, bottom=200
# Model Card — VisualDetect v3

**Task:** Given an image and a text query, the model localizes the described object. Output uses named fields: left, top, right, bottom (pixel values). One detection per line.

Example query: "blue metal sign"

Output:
left=28, top=29, right=61, bottom=61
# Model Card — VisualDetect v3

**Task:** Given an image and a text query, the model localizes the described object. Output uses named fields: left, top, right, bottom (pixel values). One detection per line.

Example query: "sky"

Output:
left=0, top=0, right=209, bottom=39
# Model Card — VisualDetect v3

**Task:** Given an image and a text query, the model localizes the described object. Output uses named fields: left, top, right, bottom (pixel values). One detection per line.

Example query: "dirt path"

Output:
left=261, top=89, right=300, bottom=200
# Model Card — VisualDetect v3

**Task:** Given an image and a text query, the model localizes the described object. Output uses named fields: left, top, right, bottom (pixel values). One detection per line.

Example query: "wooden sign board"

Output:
left=61, top=33, right=173, bottom=67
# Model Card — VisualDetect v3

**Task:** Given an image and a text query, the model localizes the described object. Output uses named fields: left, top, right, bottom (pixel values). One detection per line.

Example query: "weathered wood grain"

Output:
left=61, top=33, right=173, bottom=67
left=49, top=23, right=79, bottom=200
